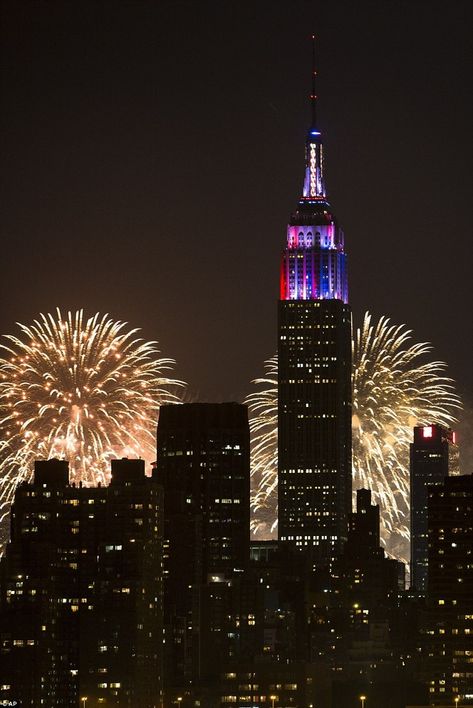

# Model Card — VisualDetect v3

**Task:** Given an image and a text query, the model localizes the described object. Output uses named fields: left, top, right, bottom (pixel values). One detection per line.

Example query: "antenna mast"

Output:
left=310, top=34, right=318, bottom=129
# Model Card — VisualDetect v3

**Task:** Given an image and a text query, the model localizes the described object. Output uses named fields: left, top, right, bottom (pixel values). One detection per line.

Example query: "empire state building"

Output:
left=278, top=50, right=352, bottom=562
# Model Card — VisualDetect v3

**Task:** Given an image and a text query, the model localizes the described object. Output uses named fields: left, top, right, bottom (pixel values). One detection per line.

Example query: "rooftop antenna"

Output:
left=310, top=34, right=318, bottom=129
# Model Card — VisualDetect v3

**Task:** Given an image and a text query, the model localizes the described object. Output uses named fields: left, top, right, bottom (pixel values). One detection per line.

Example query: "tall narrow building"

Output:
left=423, top=474, right=473, bottom=705
left=156, top=402, right=250, bottom=697
left=278, top=43, right=352, bottom=562
left=409, top=423, right=458, bottom=592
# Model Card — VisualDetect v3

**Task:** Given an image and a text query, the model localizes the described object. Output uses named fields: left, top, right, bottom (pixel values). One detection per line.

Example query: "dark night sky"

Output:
left=1, top=2, right=472, bottom=429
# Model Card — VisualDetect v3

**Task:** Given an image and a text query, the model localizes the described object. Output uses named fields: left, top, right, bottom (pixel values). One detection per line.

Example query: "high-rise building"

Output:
left=410, top=424, right=457, bottom=592
left=0, top=458, right=163, bottom=708
left=156, top=402, right=250, bottom=582
left=278, top=46, right=352, bottom=562
left=423, top=474, right=473, bottom=705
left=155, top=402, right=250, bottom=698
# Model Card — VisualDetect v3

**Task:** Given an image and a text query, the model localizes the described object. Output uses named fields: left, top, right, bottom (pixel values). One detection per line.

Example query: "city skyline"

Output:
left=1, top=4, right=472, bottom=703
left=1, top=2, right=471, bottom=419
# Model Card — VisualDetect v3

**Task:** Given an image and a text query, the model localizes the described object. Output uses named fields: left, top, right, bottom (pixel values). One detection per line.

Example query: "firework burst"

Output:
left=0, top=309, right=183, bottom=529
left=247, top=312, right=461, bottom=563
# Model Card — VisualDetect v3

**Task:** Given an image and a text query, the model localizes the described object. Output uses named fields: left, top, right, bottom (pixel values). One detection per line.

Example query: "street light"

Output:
left=454, top=697, right=460, bottom=707
left=359, top=695, right=367, bottom=708
left=270, top=695, right=277, bottom=708
left=80, top=699, right=87, bottom=708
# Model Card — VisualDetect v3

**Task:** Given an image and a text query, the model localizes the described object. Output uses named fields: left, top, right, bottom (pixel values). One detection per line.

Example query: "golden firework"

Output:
left=0, top=309, right=183, bottom=531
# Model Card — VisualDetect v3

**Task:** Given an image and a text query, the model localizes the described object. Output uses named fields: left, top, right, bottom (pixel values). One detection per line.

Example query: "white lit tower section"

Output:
left=278, top=42, right=352, bottom=563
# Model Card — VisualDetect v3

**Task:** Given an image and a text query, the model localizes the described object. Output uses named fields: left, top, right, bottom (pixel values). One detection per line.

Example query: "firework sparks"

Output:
left=0, top=309, right=184, bottom=532
left=246, top=356, right=278, bottom=539
left=247, top=312, right=461, bottom=563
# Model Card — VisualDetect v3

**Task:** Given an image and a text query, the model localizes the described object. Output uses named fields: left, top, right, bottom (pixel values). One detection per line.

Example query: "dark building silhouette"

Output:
left=328, top=490, right=425, bottom=708
left=336, top=488, right=405, bottom=610
left=155, top=402, right=250, bottom=700
left=348, top=487, right=380, bottom=548
left=0, top=458, right=163, bottom=707
left=277, top=63, right=351, bottom=563
left=218, top=541, right=318, bottom=708
left=410, top=424, right=457, bottom=592
left=157, top=402, right=250, bottom=580
left=422, top=474, right=473, bottom=705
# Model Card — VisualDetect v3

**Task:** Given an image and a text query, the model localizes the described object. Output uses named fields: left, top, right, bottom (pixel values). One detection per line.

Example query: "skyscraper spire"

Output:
left=280, top=38, right=347, bottom=303
left=302, top=35, right=325, bottom=202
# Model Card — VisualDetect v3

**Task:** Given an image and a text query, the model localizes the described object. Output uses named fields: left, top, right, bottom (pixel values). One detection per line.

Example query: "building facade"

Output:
left=423, top=474, right=473, bottom=705
left=336, top=488, right=405, bottom=609
left=155, top=402, right=250, bottom=699
left=278, top=88, right=352, bottom=562
left=0, top=458, right=163, bottom=707
left=410, top=424, right=458, bottom=592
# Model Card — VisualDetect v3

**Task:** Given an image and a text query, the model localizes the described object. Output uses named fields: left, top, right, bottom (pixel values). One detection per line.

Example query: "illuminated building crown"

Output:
left=280, top=37, right=348, bottom=304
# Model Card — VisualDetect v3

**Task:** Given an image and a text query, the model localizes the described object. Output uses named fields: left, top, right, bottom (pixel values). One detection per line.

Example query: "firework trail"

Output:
left=247, top=356, right=278, bottom=539
left=0, top=310, right=184, bottom=534
left=247, top=312, right=461, bottom=563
